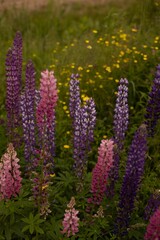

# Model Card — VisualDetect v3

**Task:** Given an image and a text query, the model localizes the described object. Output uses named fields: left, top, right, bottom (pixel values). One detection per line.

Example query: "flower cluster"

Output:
left=145, top=64, right=160, bottom=136
left=62, top=197, right=79, bottom=237
left=0, top=143, right=22, bottom=200
left=116, top=124, right=147, bottom=236
left=88, top=139, right=114, bottom=205
left=144, top=207, right=160, bottom=240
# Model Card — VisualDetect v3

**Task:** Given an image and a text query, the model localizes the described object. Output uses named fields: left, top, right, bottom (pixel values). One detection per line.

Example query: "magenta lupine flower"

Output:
left=144, top=207, right=160, bottom=240
left=88, top=139, right=114, bottom=205
left=0, top=143, right=22, bottom=200
left=62, top=197, right=79, bottom=237
left=36, top=70, right=58, bottom=130
left=36, top=70, right=58, bottom=168
left=116, top=124, right=147, bottom=236
left=145, top=64, right=160, bottom=136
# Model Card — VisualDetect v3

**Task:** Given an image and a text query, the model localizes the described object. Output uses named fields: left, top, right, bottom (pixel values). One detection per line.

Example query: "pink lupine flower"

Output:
left=62, top=197, right=79, bottom=237
left=36, top=70, right=58, bottom=131
left=0, top=143, right=22, bottom=199
left=88, top=139, right=114, bottom=205
left=144, top=207, right=160, bottom=240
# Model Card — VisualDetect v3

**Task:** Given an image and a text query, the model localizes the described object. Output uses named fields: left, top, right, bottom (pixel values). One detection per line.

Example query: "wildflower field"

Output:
left=0, top=0, right=160, bottom=239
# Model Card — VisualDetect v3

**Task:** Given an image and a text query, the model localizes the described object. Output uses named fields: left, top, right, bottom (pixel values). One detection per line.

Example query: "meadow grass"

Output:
left=0, top=0, right=160, bottom=238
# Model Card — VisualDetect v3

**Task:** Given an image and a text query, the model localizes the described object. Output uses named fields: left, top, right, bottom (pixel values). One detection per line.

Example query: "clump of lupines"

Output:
left=5, top=32, right=23, bottom=143
left=36, top=70, right=58, bottom=169
left=88, top=139, right=114, bottom=206
left=116, top=124, right=147, bottom=236
left=144, top=190, right=160, bottom=221
left=145, top=64, right=160, bottom=136
left=20, top=61, right=36, bottom=164
left=107, top=78, right=129, bottom=197
left=144, top=207, right=160, bottom=240
left=0, top=143, right=22, bottom=199
left=69, top=74, right=96, bottom=179
left=62, top=197, right=79, bottom=237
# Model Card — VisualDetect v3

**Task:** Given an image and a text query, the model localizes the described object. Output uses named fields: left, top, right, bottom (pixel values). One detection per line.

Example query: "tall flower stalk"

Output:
left=145, top=64, right=160, bottom=136
left=5, top=32, right=23, bottom=144
left=116, top=124, right=147, bottom=236
left=69, top=74, right=96, bottom=180
left=20, top=61, right=36, bottom=165
left=107, top=78, right=129, bottom=197
left=32, top=70, right=58, bottom=217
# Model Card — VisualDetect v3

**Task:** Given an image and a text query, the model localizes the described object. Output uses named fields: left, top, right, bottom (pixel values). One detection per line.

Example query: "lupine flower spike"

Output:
left=0, top=143, right=22, bottom=200
left=145, top=64, right=160, bottom=136
left=144, top=207, right=160, bottom=240
left=144, top=190, right=160, bottom=221
left=116, top=124, right=147, bottom=236
left=88, top=139, right=114, bottom=206
left=62, top=197, right=79, bottom=237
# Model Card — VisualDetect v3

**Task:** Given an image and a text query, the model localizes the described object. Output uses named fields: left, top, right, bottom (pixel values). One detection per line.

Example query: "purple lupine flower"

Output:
left=6, top=48, right=21, bottom=141
left=12, top=31, right=23, bottom=87
left=5, top=32, right=23, bottom=143
left=20, top=61, right=36, bottom=165
left=144, top=207, right=160, bottom=240
left=113, top=78, right=129, bottom=149
left=20, top=91, right=36, bottom=163
left=107, top=78, right=129, bottom=197
left=69, top=74, right=81, bottom=119
left=73, top=100, right=96, bottom=179
left=144, top=190, right=160, bottom=221
left=116, top=124, right=147, bottom=236
left=145, top=64, right=160, bottom=136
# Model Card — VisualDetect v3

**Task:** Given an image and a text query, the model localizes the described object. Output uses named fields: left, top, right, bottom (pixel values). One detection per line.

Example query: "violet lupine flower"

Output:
left=144, top=190, right=160, bottom=221
left=113, top=78, right=129, bottom=150
left=5, top=48, right=21, bottom=141
left=73, top=100, right=96, bottom=178
left=12, top=31, right=23, bottom=87
left=116, top=124, right=147, bottom=236
left=0, top=143, right=22, bottom=200
left=145, top=64, right=160, bottom=136
left=144, top=207, right=160, bottom=240
left=20, top=91, right=36, bottom=163
left=107, top=78, right=129, bottom=197
left=69, top=74, right=81, bottom=120
left=20, top=61, right=36, bottom=164
left=62, top=197, right=79, bottom=237
left=36, top=70, right=58, bottom=169
left=88, top=139, right=114, bottom=206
